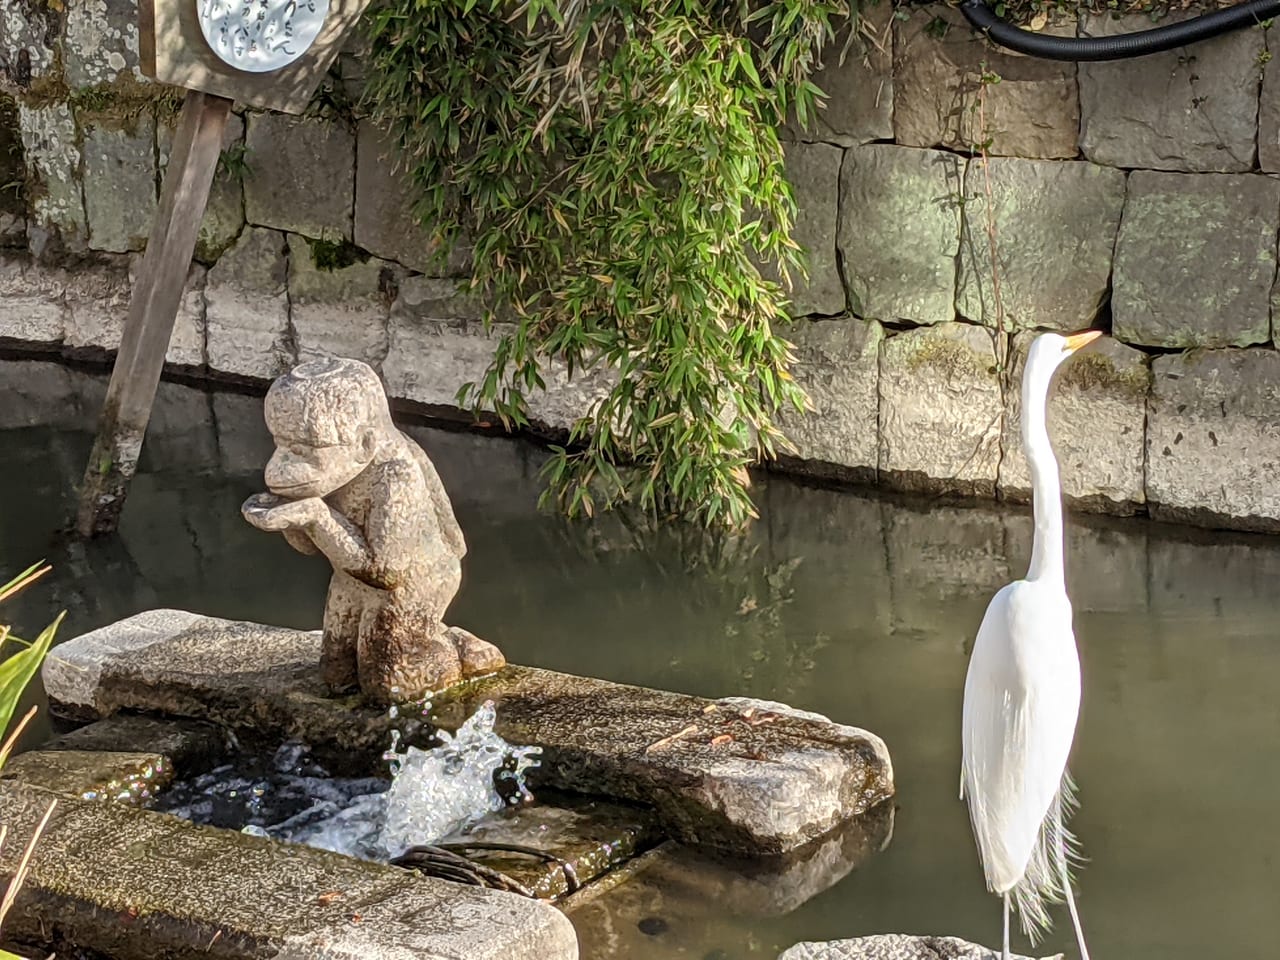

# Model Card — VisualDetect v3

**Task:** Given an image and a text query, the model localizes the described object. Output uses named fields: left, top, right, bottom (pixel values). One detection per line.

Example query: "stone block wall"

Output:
left=3, top=2, right=1280, bottom=532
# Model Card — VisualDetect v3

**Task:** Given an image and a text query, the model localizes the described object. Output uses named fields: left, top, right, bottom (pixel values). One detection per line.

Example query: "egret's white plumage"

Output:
left=960, top=330, right=1099, bottom=960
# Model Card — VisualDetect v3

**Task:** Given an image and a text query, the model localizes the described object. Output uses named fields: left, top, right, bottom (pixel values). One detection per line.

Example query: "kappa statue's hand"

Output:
left=241, top=493, right=325, bottom=532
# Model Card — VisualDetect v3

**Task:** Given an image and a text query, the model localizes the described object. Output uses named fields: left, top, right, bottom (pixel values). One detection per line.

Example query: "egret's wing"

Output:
left=961, top=581, right=1080, bottom=896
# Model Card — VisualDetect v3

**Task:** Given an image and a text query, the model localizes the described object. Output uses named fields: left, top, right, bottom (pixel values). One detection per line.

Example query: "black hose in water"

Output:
left=959, top=0, right=1280, bottom=61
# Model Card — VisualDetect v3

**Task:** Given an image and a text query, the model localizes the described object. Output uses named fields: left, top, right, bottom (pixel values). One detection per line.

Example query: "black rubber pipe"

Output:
left=960, top=0, right=1280, bottom=61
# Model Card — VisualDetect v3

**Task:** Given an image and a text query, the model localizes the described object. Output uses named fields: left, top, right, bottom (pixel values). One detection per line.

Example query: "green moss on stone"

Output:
left=1059, top=351, right=1149, bottom=399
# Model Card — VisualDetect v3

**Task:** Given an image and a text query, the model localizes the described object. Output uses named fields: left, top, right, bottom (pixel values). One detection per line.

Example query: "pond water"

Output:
left=1, top=357, right=1278, bottom=960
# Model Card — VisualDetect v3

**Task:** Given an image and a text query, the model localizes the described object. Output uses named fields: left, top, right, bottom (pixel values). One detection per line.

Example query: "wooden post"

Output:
left=75, top=89, right=232, bottom=538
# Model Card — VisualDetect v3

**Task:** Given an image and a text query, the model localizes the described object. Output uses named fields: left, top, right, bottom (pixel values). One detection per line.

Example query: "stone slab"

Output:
left=999, top=333, right=1149, bottom=511
left=1078, top=12, right=1261, bottom=172
left=894, top=6, right=1079, bottom=159
left=0, top=780, right=578, bottom=960
left=205, top=226, right=294, bottom=380
left=0, top=253, right=66, bottom=343
left=354, top=120, right=468, bottom=276
left=44, top=713, right=230, bottom=772
left=777, top=317, right=881, bottom=481
left=287, top=243, right=394, bottom=369
left=778, top=937, right=1054, bottom=959
left=1112, top=171, right=1279, bottom=349
left=1261, top=28, right=1280, bottom=172
left=772, top=142, right=845, bottom=317
left=244, top=113, right=355, bottom=242
left=956, top=158, right=1125, bottom=332
left=782, top=3, right=892, bottom=146
left=18, top=102, right=85, bottom=241
left=158, top=112, right=246, bottom=263
left=877, top=322, right=1002, bottom=496
left=81, top=115, right=157, bottom=254
left=0, top=1, right=59, bottom=95
left=45, top=612, right=894, bottom=856
left=436, top=792, right=661, bottom=900
left=839, top=145, right=963, bottom=325
left=62, top=257, right=132, bottom=352
left=1, top=750, right=173, bottom=804
left=1147, top=348, right=1280, bottom=531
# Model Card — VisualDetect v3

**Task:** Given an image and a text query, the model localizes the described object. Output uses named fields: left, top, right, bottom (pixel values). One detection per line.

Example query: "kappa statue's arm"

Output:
left=282, top=530, right=319, bottom=555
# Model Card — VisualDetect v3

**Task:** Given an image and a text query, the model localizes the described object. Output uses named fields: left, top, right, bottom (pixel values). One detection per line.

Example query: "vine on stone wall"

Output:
left=362, top=0, right=861, bottom=528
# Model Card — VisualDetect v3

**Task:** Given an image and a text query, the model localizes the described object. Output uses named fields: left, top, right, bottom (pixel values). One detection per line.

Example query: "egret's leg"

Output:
left=1002, top=893, right=1010, bottom=960
left=1053, top=810, right=1091, bottom=960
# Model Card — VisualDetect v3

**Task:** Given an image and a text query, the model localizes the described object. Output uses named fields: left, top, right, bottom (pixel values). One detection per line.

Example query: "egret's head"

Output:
left=1026, top=329, right=1103, bottom=388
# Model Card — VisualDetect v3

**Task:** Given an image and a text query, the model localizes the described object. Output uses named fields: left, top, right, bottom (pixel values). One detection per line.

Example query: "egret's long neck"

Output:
left=1023, top=363, right=1064, bottom=585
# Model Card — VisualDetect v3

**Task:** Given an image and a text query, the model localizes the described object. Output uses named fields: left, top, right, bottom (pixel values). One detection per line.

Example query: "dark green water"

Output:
left=2, top=358, right=1277, bottom=960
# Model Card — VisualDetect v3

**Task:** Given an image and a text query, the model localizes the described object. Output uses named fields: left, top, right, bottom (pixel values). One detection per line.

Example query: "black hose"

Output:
left=959, top=0, right=1280, bottom=61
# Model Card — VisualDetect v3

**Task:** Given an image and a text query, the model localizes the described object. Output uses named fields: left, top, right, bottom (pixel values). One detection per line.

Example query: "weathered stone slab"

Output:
left=18, top=103, right=85, bottom=240
left=777, top=317, right=881, bottom=481
left=354, top=120, right=468, bottom=276
left=287, top=242, right=395, bottom=369
left=778, top=937, right=1054, bottom=960
left=46, top=612, right=894, bottom=856
left=382, top=280, right=491, bottom=409
left=877, top=322, right=1002, bottom=495
left=127, top=256, right=207, bottom=367
left=956, top=158, right=1125, bottom=331
left=1000, top=333, right=1148, bottom=511
left=839, top=145, right=962, bottom=325
left=1112, top=172, right=1279, bottom=349
left=1, top=750, right=173, bottom=804
left=81, top=114, right=157, bottom=254
left=64, top=0, right=142, bottom=88
left=0, top=2, right=58, bottom=95
left=0, top=780, right=579, bottom=960
left=205, top=226, right=294, bottom=380
left=1261, top=29, right=1280, bottom=172
left=1078, top=13, right=1261, bottom=172
left=1147, top=348, right=1280, bottom=531
left=894, top=6, right=1079, bottom=159
left=773, top=142, right=844, bottom=317
left=245, top=113, right=354, bottom=242
left=62, top=257, right=131, bottom=351
left=439, top=793, right=661, bottom=899
left=783, top=4, right=893, bottom=146
left=44, top=713, right=229, bottom=772
left=159, top=111, right=246, bottom=263
left=0, top=253, right=66, bottom=342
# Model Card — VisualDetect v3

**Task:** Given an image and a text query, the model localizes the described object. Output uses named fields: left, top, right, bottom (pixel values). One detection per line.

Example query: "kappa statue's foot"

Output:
left=359, top=634, right=463, bottom=705
left=320, top=637, right=360, bottom=696
left=446, top=626, right=506, bottom=678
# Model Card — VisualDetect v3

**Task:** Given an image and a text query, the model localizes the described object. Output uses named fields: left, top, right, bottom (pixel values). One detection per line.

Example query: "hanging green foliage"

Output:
left=363, top=0, right=857, bottom=527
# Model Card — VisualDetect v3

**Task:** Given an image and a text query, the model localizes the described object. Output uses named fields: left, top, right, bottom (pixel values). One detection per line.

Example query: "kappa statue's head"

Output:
left=262, top=357, right=396, bottom=499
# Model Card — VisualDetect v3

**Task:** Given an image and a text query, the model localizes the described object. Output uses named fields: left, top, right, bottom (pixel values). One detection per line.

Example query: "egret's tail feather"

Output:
left=1012, top=770, right=1084, bottom=944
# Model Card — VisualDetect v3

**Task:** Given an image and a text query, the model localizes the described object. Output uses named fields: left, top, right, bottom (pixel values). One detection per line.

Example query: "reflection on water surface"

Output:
left=1, top=358, right=1278, bottom=959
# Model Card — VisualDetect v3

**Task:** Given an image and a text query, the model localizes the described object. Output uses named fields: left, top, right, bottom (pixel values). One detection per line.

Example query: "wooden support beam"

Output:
left=75, top=89, right=232, bottom=538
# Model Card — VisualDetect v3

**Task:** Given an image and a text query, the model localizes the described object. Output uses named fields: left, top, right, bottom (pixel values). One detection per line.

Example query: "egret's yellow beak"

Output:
left=1062, top=329, right=1103, bottom=353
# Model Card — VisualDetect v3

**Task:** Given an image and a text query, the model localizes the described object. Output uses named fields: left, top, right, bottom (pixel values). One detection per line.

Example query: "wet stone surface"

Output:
left=777, top=937, right=1055, bottom=959
left=0, top=749, right=173, bottom=804
left=47, top=611, right=895, bottom=856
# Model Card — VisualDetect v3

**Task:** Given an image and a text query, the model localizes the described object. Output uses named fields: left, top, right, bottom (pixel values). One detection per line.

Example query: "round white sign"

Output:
left=197, top=0, right=330, bottom=73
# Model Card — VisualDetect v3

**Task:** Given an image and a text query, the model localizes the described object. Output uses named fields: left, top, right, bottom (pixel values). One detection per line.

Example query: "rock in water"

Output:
left=777, top=935, right=1061, bottom=960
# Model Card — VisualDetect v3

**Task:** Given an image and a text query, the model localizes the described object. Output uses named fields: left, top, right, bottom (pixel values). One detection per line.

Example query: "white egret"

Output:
left=960, top=329, right=1101, bottom=960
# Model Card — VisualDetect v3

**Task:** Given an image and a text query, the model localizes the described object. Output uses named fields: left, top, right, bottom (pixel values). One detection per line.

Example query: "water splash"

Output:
left=152, top=700, right=541, bottom=861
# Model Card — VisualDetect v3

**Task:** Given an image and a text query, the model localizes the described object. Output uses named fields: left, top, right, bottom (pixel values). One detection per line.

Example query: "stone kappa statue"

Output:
left=241, top=357, right=505, bottom=704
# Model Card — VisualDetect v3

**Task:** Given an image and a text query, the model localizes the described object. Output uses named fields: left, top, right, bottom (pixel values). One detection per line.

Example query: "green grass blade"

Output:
left=0, top=613, right=61, bottom=745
